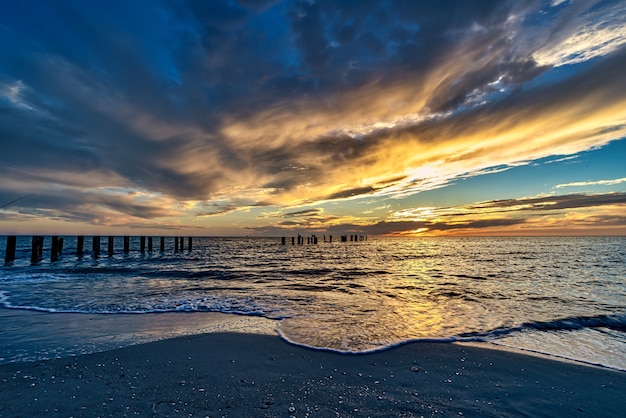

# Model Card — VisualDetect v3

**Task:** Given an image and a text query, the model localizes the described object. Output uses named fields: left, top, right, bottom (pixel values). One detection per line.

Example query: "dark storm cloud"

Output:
left=0, top=0, right=624, bottom=228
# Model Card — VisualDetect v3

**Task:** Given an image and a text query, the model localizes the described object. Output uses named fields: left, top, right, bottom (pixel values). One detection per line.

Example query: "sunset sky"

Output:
left=1, top=0, right=625, bottom=236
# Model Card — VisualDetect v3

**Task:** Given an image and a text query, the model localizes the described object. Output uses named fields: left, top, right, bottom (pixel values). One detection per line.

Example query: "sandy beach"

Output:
left=1, top=332, right=625, bottom=417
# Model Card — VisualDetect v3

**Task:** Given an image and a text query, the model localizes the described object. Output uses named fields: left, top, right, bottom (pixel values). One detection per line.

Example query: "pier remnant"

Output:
left=5, top=235, right=16, bottom=263
left=77, top=236, right=84, bottom=257
left=92, top=236, right=100, bottom=258
left=124, top=236, right=130, bottom=253
left=148, top=237, right=153, bottom=252
left=140, top=236, right=146, bottom=253
left=108, top=236, right=114, bottom=256
left=51, top=236, right=59, bottom=261
left=31, top=236, right=44, bottom=263
left=160, top=237, right=165, bottom=252
left=188, top=237, right=192, bottom=252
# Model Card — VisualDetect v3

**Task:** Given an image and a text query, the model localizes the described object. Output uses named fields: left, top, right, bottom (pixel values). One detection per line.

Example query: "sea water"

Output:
left=1, top=236, right=624, bottom=370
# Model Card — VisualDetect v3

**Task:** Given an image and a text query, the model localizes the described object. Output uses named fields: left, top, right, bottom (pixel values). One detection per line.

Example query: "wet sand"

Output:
left=1, top=332, right=625, bottom=417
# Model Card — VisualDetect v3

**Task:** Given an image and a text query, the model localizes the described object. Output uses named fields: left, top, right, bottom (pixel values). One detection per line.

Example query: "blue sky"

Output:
left=1, top=0, right=625, bottom=236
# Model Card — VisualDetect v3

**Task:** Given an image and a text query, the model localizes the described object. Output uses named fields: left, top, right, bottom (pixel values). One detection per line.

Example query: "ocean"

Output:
left=1, top=236, right=625, bottom=370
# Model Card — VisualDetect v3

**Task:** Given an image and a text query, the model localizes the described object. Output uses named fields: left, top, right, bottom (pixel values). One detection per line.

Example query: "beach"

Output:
left=1, top=332, right=625, bottom=417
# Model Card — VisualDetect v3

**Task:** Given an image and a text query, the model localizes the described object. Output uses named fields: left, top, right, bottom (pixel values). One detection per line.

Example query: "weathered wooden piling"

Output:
left=281, top=237, right=286, bottom=245
left=160, top=237, right=165, bottom=252
left=188, top=237, right=192, bottom=252
left=5, top=235, right=17, bottom=263
left=124, top=236, right=130, bottom=253
left=148, top=237, right=153, bottom=252
left=92, top=236, right=100, bottom=258
left=140, top=236, right=146, bottom=252
left=329, top=235, right=333, bottom=243
left=292, top=237, right=295, bottom=245
left=174, top=237, right=179, bottom=253
left=77, top=236, right=84, bottom=257
left=51, top=236, right=59, bottom=261
left=31, top=236, right=44, bottom=263
left=179, top=237, right=184, bottom=252
left=108, top=236, right=114, bottom=256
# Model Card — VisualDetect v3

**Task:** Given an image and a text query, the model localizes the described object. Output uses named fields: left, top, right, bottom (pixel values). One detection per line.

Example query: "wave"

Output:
left=457, top=313, right=626, bottom=340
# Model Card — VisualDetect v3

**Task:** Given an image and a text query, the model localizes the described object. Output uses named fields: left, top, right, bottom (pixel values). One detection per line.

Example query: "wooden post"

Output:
left=160, top=237, right=165, bottom=252
left=148, top=236, right=153, bottom=252
left=92, top=236, right=100, bottom=258
left=51, top=236, right=59, bottom=261
left=281, top=237, right=286, bottom=245
left=188, top=237, right=192, bottom=252
left=123, top=236, right=130, bottom=253
left=174, top=237, right=179, bottom=253
left=179, top=237, right=184, bottom=252
left=329, top=235, right=333, bottom=243
left=77, top=235, right=84, bottom=257
left=31, top=236, right=43, bottom=263
left=140, top=236, right=146, bottom=252
left=108, top=236, right=114, bottom=256
left=5, top=235, right=17, bottom=263
left=292, top=237, right=295, bottom=245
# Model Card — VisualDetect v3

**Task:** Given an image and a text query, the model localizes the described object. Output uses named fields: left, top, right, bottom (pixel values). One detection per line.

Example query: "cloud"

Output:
left=249, top=192, right=626, bottom=236
left=0, top=0, right=625, bottom=231
left=283, top=208, right=323, bottom=218
left=555, top=177, right=626, bottom=189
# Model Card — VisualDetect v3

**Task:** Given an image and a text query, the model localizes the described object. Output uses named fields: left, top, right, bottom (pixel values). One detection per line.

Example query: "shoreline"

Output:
left=2, top=307, right=625, bottom=373
left=1, top=331, right=625, bottom=417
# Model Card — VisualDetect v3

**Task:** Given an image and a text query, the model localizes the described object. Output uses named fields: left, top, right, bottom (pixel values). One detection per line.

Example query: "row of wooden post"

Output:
left=281, top=234, right=367, bottom=245
left=4, top=236, right=193, bottom=264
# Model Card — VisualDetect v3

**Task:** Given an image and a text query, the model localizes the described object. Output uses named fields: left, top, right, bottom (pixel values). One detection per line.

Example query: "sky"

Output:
left=1, top=0, right=625, bottom=237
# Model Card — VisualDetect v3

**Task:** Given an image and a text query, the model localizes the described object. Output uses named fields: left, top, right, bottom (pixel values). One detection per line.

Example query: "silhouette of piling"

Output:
left=77, top=236, right=84, bottom=257
left=92, top=236, right=100, bottom=258
left=188, top=237, right=192, bottom=252
left=140, top=236, right=146, bottom=252
left=281, top=237, right=286, bottom=245
left=5, top=235, right=16, bottom=263
left=179, top=237, right=184, bottom=252
left=175, top=237, right=179, bottom=253
left=31, top=236, right=43, bottom=263
left=51, top=236, right=59, bottom=261
left=160, top=237, right=165, bottom=252
left=124, top=236, right=130, bottom=253
left=108, top=236, right=114, bottom=256
left=148, top=237, right=153, bottom=252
